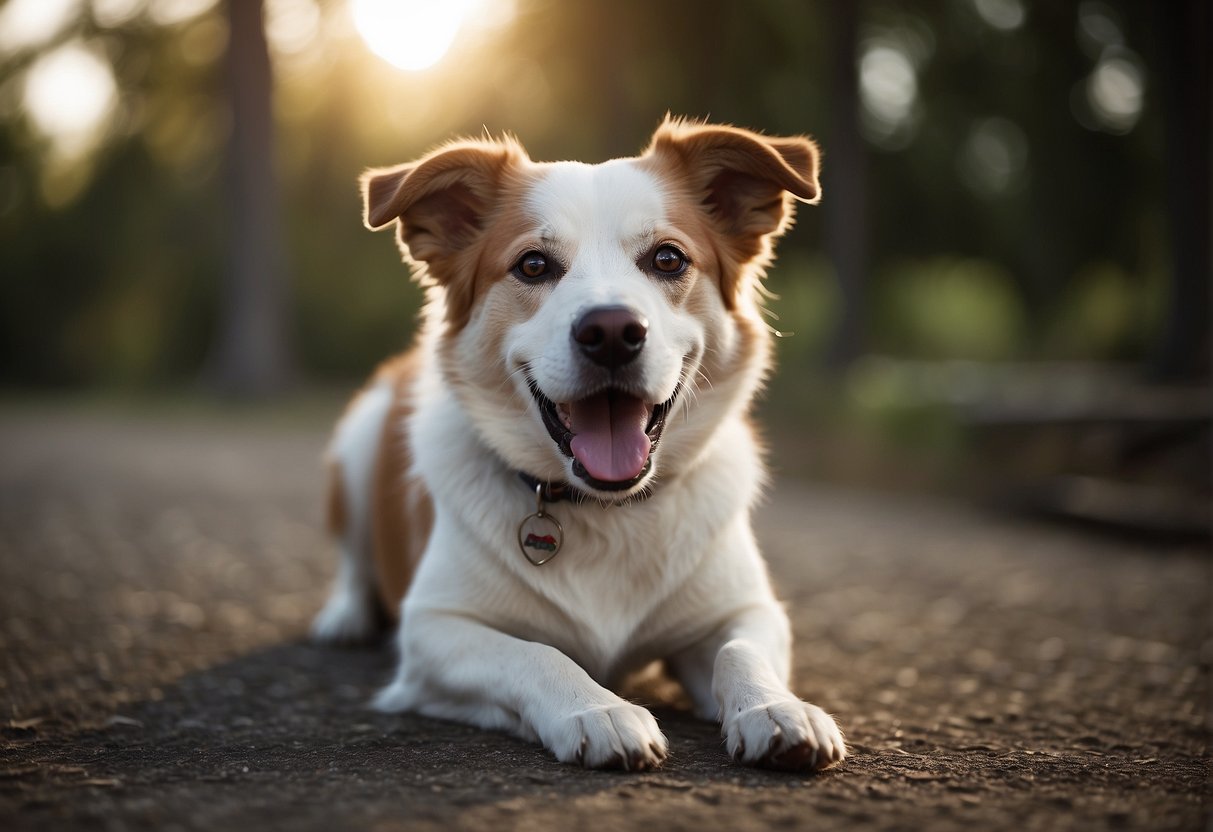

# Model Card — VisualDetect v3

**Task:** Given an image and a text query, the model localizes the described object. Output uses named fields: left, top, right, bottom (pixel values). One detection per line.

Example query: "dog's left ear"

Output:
left=646, top=119, right=820, bottom=270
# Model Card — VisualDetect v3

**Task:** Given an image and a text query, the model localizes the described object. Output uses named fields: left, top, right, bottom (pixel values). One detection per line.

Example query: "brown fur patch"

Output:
left=368, top=349, right=433, bottom=616
left=642, top=117, right=820, bottom=309
left=435, top=168, right=551, bottom=400
left=361, top=138, right=535, bottom=333
left=325, top=457, right=347, bottom=539
left=427, top=161, right=547, bottom=334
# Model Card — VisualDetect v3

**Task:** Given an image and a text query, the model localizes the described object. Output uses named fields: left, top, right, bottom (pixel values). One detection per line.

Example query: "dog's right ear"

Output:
left=362, top=164, right=416, bottom=229
left=360, top=139, right=526, bottom=265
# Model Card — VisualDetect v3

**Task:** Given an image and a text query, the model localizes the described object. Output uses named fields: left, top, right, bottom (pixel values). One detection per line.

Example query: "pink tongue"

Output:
left=568, top=391, right=651, bottom=483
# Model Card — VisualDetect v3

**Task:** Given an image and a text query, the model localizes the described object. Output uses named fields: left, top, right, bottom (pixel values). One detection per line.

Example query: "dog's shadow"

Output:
left=24, top=637, right=834, bottom=805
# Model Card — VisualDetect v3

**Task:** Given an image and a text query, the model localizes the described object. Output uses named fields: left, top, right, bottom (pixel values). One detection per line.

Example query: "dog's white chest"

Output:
left=502, top=503, right=715, bottom=684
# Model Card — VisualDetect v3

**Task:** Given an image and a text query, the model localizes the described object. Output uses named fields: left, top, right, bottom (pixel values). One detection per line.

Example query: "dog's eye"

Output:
left=512, top=251, right=552, bottom=282
left=652, top=245, right=688, bottom=277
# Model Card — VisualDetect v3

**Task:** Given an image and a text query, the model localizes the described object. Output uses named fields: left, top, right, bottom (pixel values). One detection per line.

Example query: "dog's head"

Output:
left=362, top=117, right=820, bottom=502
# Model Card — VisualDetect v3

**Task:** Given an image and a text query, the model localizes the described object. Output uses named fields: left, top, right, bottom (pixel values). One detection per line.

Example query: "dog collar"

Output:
left=516, top=471, right=658, bottom=505
left=517, top=472, right=588, bottom=504
left=515, top=471, right=654, bottom=566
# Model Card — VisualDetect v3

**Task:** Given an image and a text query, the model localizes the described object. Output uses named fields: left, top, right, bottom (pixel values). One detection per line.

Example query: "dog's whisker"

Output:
left=490, top=363, right=534, bottom=398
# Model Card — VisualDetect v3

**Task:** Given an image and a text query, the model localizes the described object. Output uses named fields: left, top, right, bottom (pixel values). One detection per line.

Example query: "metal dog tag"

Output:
left=518, top=483, right=563, bottom=566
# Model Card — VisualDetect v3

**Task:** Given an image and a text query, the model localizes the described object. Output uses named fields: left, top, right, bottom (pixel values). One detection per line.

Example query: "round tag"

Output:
left=518, top=510, right=563, bottom=566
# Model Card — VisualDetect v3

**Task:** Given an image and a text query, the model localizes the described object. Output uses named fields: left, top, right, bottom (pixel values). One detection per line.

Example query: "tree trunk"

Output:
left=1149, top=0, right=1211, bottom=382
left=211, top=0, right=293, bottom=396
left=823, top=0, right=869, bottom=369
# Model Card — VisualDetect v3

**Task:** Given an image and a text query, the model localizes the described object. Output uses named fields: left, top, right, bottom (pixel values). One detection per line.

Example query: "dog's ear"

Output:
left=360, top=139, right=525, bottom=265
left=646, top=119, right=820, bottom=274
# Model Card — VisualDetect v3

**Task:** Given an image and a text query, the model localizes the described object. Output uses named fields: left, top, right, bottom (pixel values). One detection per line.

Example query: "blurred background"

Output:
left=0, top=0, right=1208, bottom=535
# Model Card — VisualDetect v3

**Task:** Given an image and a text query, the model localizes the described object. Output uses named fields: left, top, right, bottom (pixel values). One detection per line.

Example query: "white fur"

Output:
left=316, top=142, right=845, bottom=771
left=310, top=383, right=392, bottom=644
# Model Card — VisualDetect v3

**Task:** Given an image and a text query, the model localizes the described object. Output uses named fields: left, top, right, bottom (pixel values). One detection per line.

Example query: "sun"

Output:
left=350, top=0, right=480, bottom=72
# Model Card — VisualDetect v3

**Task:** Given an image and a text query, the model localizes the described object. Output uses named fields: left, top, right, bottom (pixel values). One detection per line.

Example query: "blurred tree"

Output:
left=209, top=0, right=294, bottom=396
left=823, top=0, right=869, bottom=368
left=1149, top=0, right=1210, bottom=381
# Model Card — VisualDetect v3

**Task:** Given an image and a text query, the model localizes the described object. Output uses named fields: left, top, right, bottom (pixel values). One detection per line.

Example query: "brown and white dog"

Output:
left=312, top=117, right=845, bottom=771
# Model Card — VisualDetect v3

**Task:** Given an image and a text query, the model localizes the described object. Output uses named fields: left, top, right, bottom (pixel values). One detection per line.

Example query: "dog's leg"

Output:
left=674, top=606, right=846, bottom=771
left=311, top=539, right=385, bottom=644
left=311, top=386, right=393, bottom=644
left=667, top=640, right=722, bottom=722
left=375, top=610, right=669, bottom=770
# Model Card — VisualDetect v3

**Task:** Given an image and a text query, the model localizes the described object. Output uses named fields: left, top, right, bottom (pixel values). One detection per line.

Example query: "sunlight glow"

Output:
left=859, top=42, right=919, bottom=148
left=957, top=117, right=1028, bottom=197
left=23, top=41, right=118, bottom=160
left=1072, top=4, right=1145, bottom=135
left=266, top=0, right=322, bottom=56
left=351, top=0, right=481, bottom=71
left=0, top=0, right=83, bottom=54
left=92, top=0, right=147, bottom=29
left=861, top=46, right=917, bottom=126
left=972, top=0, right=1026, bottom=32
left=147, top=0, right=217, bottom=27
left=1087, top=51, right=1145, bottom=134
left=1076, top=1, right=1123, bottom=57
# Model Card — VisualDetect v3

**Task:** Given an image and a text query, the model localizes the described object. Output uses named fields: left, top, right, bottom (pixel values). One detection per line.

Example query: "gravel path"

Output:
left=0, top=406, right=1208, bottom=830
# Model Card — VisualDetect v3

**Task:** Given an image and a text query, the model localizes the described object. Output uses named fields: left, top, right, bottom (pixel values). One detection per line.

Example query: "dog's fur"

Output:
left=312, top=117, right=846, bottom=771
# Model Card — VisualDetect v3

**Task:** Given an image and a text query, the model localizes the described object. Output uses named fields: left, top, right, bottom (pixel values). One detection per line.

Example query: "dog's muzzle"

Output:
left=526, top=305, right=679, bottom=493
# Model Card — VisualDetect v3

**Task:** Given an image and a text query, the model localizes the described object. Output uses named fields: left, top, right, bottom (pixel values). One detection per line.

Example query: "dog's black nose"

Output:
left=571, top=305, right=648, bottom=369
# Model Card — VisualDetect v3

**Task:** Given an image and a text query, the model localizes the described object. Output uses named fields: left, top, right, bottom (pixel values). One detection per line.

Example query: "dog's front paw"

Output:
left=548, top=703, right=668, bottom=771
left=723, top=698, right=846, bottom=771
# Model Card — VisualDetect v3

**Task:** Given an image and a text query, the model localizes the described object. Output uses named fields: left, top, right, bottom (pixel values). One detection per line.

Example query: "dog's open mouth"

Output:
left=528, top=378, right=677, bottom=491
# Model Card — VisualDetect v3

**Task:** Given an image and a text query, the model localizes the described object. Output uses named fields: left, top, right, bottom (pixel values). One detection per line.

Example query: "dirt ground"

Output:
left=0, top=405, right=1208, bottom=830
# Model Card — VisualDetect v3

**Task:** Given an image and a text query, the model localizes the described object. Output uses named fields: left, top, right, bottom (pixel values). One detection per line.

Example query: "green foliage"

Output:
left=874, top=258, right=1027, bottom=361
left=292, top=239, right=422, bottom=377
left=1045, top=260, right=1161, bottom=359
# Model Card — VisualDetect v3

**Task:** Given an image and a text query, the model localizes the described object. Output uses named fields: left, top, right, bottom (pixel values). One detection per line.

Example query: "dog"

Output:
left=311, top=117, right=846, bottom=772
